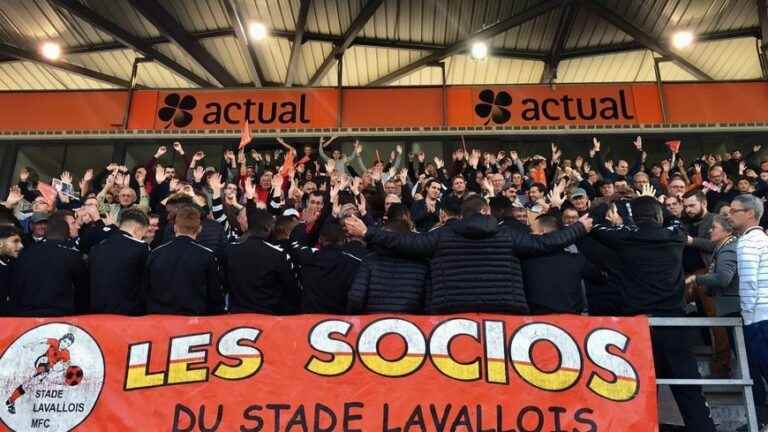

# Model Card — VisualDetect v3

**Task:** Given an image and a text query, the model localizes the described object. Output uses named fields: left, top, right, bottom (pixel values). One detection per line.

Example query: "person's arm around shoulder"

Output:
left=344, top=215, right=439, bottom=259
left=513, top=213, right=592, bottom=257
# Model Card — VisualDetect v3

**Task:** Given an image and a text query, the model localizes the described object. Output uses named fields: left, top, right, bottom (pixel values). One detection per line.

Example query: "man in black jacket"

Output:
left=523, top=214, right=596, bottom=314
left=0, top=226, right=23, bottom=315
left=146, top=206, right=224, bottom=315
left=348, top=204, right=428, bottom=314
left=224, top=209, right=300, bottom=314
left=10, top=212, right=88, bottom=316
left=89, top=208, right=150, bottom=315
left=290, top=222, right=361, bottom=314
left=344, top=195, right=591, bottom=314
left=591, top=196, right=715, bottom=432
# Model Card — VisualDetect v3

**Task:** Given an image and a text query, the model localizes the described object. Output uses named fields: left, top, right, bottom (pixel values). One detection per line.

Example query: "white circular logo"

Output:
left=0, top=323, right=105, bottom=432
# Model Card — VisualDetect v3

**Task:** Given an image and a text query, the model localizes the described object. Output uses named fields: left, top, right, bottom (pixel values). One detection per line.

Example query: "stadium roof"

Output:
left=0, top=0, right=764, bottom=90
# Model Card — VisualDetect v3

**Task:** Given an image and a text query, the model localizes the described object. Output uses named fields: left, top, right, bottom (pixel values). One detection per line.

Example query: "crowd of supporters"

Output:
left=2, top=136, right=768, bottom=429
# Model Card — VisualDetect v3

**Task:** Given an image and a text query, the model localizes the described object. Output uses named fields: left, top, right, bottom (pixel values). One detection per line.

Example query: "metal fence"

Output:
left=649, top=317, right=759, bottom=432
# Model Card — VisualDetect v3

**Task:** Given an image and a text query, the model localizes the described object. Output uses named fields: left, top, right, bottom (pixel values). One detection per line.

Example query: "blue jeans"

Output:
left=744, top=320, right=768, bottom=412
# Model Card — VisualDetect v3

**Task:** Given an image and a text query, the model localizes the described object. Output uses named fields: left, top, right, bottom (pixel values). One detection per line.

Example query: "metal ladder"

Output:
left=649, top=317, right=759, bottom=432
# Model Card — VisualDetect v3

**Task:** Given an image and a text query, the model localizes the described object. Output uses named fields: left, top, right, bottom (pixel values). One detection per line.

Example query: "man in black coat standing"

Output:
left=89, top=208, right=151, bottom=315
left=591, top=196, right=715, bottom=432
left=10, top=212, right=88, bottom=316
left=0, top=226, right=23, bottom=315
left=146, top=206, right=224, bottom=315
left=344, top=195, right=592, bottom=314
left=224, top=209, right=300, bottom=314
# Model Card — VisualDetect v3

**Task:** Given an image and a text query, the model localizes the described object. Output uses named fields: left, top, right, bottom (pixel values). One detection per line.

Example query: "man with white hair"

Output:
left=729, top=194, right=768, bottom=427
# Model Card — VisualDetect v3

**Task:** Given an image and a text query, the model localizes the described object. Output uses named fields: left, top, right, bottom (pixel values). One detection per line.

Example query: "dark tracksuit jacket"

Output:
left=145, top=236, right=225, bottom=315
left=223, top=234, right=300, bottom=314
left=10, top=239, right=89, bottom=316
left=289, top=243, right=362, bottom=314
left=89, top=230, right=150, bottom=315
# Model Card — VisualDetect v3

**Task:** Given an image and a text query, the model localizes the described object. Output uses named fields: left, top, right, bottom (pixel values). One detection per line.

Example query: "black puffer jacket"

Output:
left=347, top=247, right=428, bottom=314
left=364, top=214, right=587, bottom=314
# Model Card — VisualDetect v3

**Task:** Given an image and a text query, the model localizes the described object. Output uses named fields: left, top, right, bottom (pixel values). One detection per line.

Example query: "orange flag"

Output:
left=665, top=140, right=681, bottom=153
left=239, top=123, right=252, bottom=150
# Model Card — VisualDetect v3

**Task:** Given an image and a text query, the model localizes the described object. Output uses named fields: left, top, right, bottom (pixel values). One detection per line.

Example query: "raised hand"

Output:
left=207, top=172, right=223, bottom=191
left=640, top=183, right=657, bottom=197
left=633, top=136, right=642, bottom=150
left=434, top=157, right=445, bottom=169
left=4, top=186, right=22, bottom=207
left=343, top=215, right=367, bottom=237
left=173, top=141, right=184, bottom=155
left=238, top=150, right=246, bottom=165
left=592, top=137, right=601, bottom=153
left=192, top=151, right=206, bottom=162
left=60, top=171, right=72, bottom=184
left=754, top=144, right=762, bottom=153
left=578, top=213, right=594, bottom=232
left=134, top=169, right=146, bottom=184
left=154, top=145, right=168, bottom=159
left=224, top=149, right=235, bottom=163
left=271, top=174, right=284, bottom=191
left=244, top=177, right=256, bottom=201
left=193, top=165, right=205, bottom=182
left=509, top=150, right=518, bottom=161
left=251, top=150, right=262, bottom=162
left=325, top=160, right=335, bottom=174
left=468, top=149, right=481, bottom=169
left=155, top=165, right=168, bottom=184
left=399, top=168, right=408, bottom=184
left=396, top=144, right=403, bottom=154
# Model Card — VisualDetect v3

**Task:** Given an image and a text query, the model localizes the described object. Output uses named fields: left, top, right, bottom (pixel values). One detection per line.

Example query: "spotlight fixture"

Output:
left=470, top=41, right=488, bottom=60
left=672, top=31, right=694, bottom=49
left=248, top=21, right=268, bottom=41
left=40, top=41, right=62, bottom=60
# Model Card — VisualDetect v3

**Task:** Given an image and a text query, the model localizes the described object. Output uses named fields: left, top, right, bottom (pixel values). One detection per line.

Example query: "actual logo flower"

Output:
left=158, top=93, right=197, bottom=128
left=475, top=89, right=512, bottom=125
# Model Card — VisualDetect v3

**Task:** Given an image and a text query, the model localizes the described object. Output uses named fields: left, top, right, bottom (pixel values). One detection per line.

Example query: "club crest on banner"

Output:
left=0, top=323, right=105, bottom=432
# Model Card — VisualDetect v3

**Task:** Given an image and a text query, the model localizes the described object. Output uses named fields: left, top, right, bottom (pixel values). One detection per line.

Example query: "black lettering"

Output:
left=224, top=102, right=242, bottom=124
left=574, top=408, right=597, bottom=432
left=548, top=406, right=566, bottom=432
left=516, top=406, right=543, bottom=432
left=576, top=98, right=597, bottom=120
left=258, top=102, right=277, bottom=123
left=267, top=404, right=291, bottom=431
left=521, top=99, right=540, bottom=121
left=542, top=98, right=560, bottom=120
left=172, top=403, right=196, bottom=432
left=241, top=404, right=264, bottom=432
left=244, top=99, right=256, bottom=124
left=429, top=404, right=452, bottom=432
left=599, top=97, right=619, bottom=120
left=299, top=94, right=311, bottom=123
left=561, top=95, right=576, bottom=120
left=450, top=405, right=473, bottom=432
left=618, top=89, right=635, bottom=119
left=403, top=405, right=426, bottom=432
left=199, top=404, right=224, bottom=432
left=343, top=402, right=364, bottom=432
left=383, top=403, right=401, bottom=432
left=495, top=405, right=515, bottom=432
left=203, top=102, right=222, bottom=124
left=313, top=403, right=337, bottom=432
left=475, top=405, right=494, bottom=432
left=279, top=102, right=298, bottom=123
left=286, top=405, right=308, bottom=432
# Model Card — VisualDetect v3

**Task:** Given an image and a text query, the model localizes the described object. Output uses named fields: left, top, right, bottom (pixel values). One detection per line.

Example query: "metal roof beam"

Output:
left=49, top=0, right=213, bottom=87
left=223, top=0, right=265, bottom=87
left=308, top=0, right=386, bottom=86
left=0, top=42, right=130, bottom=87
left=541, top=1, right=579, bottom=83
left=759, top=0, right=768, bottom=79
left=367, top=0, right=564, bottom=87
left=128, top=0, right=239, bottom=87
left=582, top=0, right=713, bottom=80
left=285, top=0, right=312, bottom=86
left=560, top=27, right=761, bottom=59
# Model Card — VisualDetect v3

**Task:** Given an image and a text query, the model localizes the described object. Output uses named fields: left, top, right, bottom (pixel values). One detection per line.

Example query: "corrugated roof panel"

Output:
left=342, top=45, right=431, bottom=86
left=556, top=50, right=654, bottom=83
left=565, top=5, right=632, bottom=49
left=0, top=0, right=115, bottom=47
left=0, top=62, right=60, bottom=89
left=81, top=0, right=161, bottom=39
left=162, top=0, right=230, bottom=33
left=153, top=41, right=221, bottom=85
left=242, top=0, right=303, bottom=32
left=198, top=36, right=251, bottom=84
left=306, top=0, right=362, bottom=36
left=300, top=40, right=335, bottom=86
left=682, top=36, right=761, bottom=80
left=69, top=49, right=193, bottom=88
left=252, top=36, right=291, bottom=84
left=445, top=55, right=544, bottom=84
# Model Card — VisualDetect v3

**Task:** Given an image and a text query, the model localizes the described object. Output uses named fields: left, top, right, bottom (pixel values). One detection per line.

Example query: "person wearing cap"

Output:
left=10, top=212, right=88, bottom=316
left=224, top=209, right=300, bottom=315
left=569, top=188, right=590, bottom=215
left=22, top=212, right=49, bottom=248
left=0, top=226, right=23, bottom=315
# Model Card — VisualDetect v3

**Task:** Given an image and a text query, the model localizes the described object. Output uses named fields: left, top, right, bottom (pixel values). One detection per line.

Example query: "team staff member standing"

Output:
left=591, top=197, right=715, bottom=432
left=89, top=209, right=151, bottom=315
left=9, top=212, right=88, bottom=316
left=0, top=226, right=23, bottom=315
left=146, top=206, right=224, bottom=315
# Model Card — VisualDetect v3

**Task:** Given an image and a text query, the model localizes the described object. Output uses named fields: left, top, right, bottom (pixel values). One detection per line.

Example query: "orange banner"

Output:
left=2, top=82, right=768, bottom=132
left=0, top=314, right=656, bottom=431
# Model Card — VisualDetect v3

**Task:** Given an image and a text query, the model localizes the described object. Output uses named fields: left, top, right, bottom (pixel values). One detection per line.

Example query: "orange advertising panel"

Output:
left=133, top=89, right=340, bottom=130
left=663, top=82, right=768, bottom=123
left=0, top=314, right=656, bottom=431
left=447, top=85, right=658, bottom=127
left=0, top=91, right=126, bottom=131
left=342, top=88, right=443, bottom=127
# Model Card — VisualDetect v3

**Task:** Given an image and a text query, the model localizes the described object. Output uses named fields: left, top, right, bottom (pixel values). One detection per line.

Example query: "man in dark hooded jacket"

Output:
left=344, top=195, right=592, bottom=314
